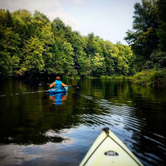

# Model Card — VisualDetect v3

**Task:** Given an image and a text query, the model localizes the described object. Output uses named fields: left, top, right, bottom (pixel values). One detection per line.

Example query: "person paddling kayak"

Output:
left=50, top=76, right=67, bottom=89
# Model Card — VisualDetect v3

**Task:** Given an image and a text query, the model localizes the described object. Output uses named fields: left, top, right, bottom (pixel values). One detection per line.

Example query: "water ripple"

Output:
left=81, top=94, right=166, bottom=166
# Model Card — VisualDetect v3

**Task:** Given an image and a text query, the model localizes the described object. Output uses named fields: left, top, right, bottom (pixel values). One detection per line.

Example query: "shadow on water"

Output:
left=0, top=79, right=166, bottom=166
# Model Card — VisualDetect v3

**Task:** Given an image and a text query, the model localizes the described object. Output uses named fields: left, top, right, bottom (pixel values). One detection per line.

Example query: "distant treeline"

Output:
left=0, top=9, right=133, bottom=79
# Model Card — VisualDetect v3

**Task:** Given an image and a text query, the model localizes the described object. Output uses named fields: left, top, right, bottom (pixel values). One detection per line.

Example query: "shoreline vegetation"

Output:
left=0, top=0, right=166, bottom=87
left=67, top=70, right=166, bottom=88
left=1, top=71, right=166, bottom=87
left=132, top=69, right=166, bottom=87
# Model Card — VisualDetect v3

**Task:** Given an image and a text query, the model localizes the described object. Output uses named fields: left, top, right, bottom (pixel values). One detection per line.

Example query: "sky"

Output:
left=0, top=0, right=142, bottom=45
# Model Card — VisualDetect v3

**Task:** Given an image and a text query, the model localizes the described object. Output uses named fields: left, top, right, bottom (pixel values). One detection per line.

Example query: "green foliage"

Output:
left=132, top=69, right=166, bottom=86
left=0, top=25, right=21, bottom=77
left=124, top=0, right=166, bottom=87
left=150, top=51, right=166, bottom=69
left=125, top=0, right=159, bottom=71
left=0, top=9, right=133, bottom=79
left=12, top=10, right=32, bottom=41
left=19, top=37, right=45, bottom=77
left=157, top=0, right=166, bottom=51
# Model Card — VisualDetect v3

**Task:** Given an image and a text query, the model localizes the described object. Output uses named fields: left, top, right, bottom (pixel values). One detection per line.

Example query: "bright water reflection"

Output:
left=0, top=79, right=166, bottom=166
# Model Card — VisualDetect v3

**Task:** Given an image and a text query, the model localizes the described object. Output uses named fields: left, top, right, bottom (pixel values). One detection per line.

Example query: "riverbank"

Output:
left=1, top=69, right=166, bottom=87
left=83, top=70, right=166, bottom=88
left=132, top=69, right=166, bottom=87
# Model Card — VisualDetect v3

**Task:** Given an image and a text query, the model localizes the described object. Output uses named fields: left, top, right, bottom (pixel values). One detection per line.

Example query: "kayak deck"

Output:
left=79, top=127, right=143, bottom=166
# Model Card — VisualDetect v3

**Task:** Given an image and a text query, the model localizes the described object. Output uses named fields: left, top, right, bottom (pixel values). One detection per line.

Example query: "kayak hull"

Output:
left=48, top=86, right=68, bottom=94
left=79, top=127, right=143, bottom=166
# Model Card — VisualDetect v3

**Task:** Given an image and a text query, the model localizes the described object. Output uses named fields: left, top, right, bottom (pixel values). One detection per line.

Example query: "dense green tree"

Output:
left=69, top=31, right=89, bottom=77
left=124, top=0, right=166, bottom=86
left=50, top=38, right=76, bottom=76
left=40, top=22, right=54, bottom=74
left=90, top=53, right=105, bottom=76
left=19, top=37, right=45, bottom=78
left=12, top=10, right=32, bottom=41
left=115, top=42, right=133, bottom=75
left=104, top=41, right=115, bottom=75
left=157, top=0, right=166, bottom=52
left=125, top=0, right=159, bottom=71
left=51, top=18, right=77, bottom=76
left=0, top=9, right=12, bottom=28
left=61, top=41, right=76, bottom=76
left=84, top=34, right=106, bottom=77
left=150, top=51, right=166, bottom=69
left=0, top=27, right=20, bottom=77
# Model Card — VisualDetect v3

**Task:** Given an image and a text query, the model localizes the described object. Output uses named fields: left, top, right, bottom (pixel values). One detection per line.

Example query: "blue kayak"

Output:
left=48, top=86, right=68, bottom=94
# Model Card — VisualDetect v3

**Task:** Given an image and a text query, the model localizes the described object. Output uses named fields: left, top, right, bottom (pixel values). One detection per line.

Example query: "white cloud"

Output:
left=71, top=0, right=85, bottom=5
left=60, top=0, right=85, bottom=6
left=47, top=10, right=80, bottom=31
left=0, top=0, right=61, bottom=12
left=0, top=0, right=80, bottom=31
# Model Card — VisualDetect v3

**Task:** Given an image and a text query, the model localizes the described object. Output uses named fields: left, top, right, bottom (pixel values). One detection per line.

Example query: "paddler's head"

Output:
left=56, top=76, right=61, bottom=80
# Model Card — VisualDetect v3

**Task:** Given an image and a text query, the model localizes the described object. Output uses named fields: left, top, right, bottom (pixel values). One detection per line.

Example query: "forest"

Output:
left=0, top=0, right=166, bottom=86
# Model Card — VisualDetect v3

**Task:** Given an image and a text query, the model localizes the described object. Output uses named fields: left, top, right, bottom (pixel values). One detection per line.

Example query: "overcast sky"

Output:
left=0, top=0, right=142, bottom=45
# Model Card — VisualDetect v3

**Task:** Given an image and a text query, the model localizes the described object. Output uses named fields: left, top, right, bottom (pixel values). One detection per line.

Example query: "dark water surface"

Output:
left=0, top=79, right=166, bottom=166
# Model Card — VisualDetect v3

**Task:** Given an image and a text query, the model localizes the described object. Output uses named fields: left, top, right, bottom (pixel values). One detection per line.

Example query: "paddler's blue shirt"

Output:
left=49, top=79, right=67, bottom=88
left=55, top=80, right=62, bottom=89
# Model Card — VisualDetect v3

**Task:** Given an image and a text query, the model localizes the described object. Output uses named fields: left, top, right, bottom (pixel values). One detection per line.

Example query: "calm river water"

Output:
left=0, top=79, right=166, bottom=166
